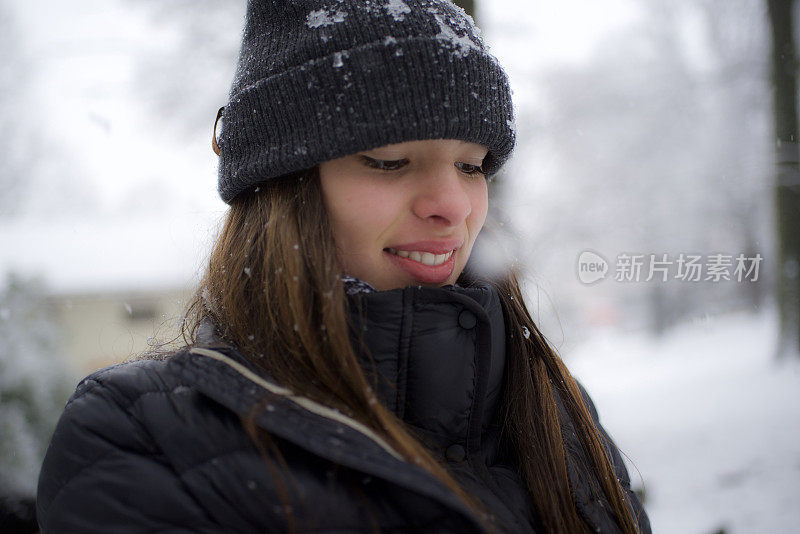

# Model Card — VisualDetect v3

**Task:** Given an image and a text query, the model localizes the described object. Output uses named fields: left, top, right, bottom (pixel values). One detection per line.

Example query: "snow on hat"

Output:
left=215, top=0, right=516, bottom=203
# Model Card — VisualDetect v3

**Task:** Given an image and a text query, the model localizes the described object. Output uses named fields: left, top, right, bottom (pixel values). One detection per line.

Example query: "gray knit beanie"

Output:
left=216, top=0, right=516, bottom=203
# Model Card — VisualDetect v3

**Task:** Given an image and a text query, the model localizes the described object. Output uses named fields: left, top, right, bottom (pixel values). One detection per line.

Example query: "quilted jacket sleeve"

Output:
left=576, top=383, right=652, bottom=534
left=36, top=364, right=222, bottom=534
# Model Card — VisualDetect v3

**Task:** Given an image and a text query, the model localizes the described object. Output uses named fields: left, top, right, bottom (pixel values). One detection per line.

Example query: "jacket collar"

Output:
left=345, top=281, right=507, bottom=460
left=189, top=280, right=507, bottom=458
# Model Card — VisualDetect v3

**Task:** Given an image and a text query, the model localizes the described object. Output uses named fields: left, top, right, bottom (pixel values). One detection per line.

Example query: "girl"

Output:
left=37, top=1, right=651, bottom=532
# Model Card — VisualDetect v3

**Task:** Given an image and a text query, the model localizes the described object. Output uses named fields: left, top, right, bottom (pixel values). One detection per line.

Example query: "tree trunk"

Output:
left=453, top=0, right=476, bottom=20
left=767, top=0, right=800, bottom=357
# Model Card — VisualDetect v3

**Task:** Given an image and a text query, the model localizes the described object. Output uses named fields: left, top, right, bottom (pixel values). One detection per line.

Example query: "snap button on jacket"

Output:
left=37, top=282, right=650, bottom=533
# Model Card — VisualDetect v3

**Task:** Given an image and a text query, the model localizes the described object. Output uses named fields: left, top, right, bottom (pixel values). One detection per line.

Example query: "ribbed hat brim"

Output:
left=218, top=34, right=515, bottom=203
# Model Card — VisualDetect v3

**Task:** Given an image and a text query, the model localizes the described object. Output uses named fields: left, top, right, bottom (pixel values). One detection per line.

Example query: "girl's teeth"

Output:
left=387, top=248, right=454, bottom=266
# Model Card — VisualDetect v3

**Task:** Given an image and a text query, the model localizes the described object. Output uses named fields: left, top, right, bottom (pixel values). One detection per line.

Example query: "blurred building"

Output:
left=46, top=287, right=192, bottom=374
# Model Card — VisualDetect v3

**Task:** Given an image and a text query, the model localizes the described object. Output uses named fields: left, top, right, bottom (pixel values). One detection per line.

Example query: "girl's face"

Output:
left=319, top=139, right=489, bottom=291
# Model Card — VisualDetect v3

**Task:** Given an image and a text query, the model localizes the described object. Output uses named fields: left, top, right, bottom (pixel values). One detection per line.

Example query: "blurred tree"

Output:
left=767, top=0, right=800, bottom=357
left=133, top=0, right=245, bottom=138
left=530, top=0, right=771, bottom=336
left=0, top=4, right=97, bottom=219
left=0, top=4, right=35, bottom=216
left=0, top=275, right=73, bottom=506
left=700, top=0, right=771, bottom=312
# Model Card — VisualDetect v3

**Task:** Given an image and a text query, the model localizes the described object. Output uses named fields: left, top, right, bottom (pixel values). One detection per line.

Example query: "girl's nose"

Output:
left=411, top=166, right=473, bottom=228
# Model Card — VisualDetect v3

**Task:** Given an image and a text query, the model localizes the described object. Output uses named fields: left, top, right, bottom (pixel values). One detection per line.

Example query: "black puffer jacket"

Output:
left=37, top=282, right=650, bottom=533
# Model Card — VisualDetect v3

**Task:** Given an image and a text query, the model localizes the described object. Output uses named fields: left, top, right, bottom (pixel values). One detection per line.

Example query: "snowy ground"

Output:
left=567, top=308, right=800, bottom=534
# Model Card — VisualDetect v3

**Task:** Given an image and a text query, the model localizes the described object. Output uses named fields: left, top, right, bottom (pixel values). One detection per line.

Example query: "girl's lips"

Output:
left=386, top=239, right=463, bottom=254
left=384, top=248, right=456, bottom=285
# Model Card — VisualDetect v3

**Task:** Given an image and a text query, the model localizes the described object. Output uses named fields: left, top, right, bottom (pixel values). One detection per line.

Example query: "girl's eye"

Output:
left=455, top=162, right=486, bottom=176
left=360, top=156, right=409, bottom=171
left=359, top=156, right=485, bottom=176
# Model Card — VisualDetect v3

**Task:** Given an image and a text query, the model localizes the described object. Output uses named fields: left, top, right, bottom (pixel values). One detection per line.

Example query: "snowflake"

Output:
left=306, top=9, right=347, bottom=28
left=384, top=0, right=411, bottom=21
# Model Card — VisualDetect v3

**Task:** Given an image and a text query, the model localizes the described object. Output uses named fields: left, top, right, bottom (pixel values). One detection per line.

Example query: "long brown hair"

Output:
left=181, top=167, right=643, bottom=533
